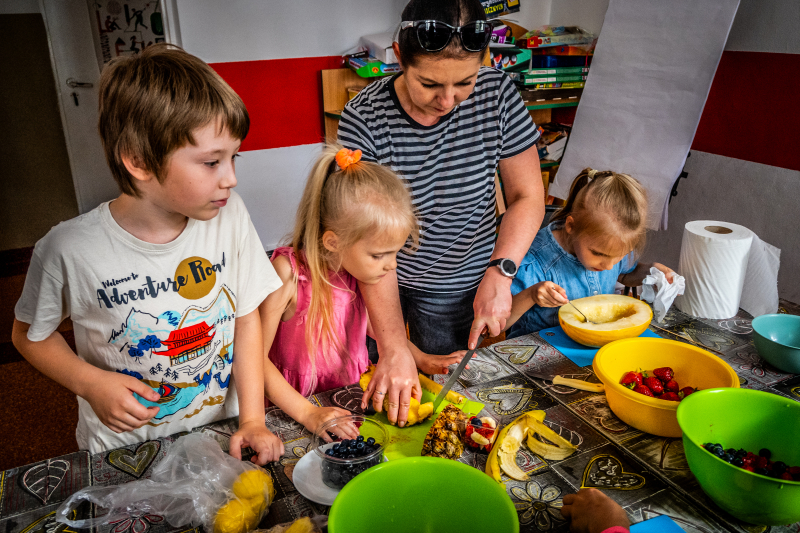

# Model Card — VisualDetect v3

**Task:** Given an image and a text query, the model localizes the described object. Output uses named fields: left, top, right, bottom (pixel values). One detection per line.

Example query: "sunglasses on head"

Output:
left=399, top=20, right=494, bottom=53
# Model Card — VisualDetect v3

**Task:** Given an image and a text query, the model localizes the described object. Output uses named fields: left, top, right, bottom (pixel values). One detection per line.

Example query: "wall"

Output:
left=175, top=0, right=553, bottom=249
left=0, top=11, right=79, bottom=251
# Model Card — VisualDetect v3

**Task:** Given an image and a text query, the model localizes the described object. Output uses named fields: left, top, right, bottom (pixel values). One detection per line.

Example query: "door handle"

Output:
left=66, top=78, right=93, bottom=88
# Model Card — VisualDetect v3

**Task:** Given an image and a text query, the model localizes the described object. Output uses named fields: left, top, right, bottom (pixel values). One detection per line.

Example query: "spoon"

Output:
left=568, top=301, right=596, bottom=325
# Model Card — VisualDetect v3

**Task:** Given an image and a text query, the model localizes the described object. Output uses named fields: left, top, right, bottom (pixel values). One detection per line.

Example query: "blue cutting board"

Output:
left=539, top=325, right=661, bottom=367
left=630, top=515, right=686, bottom=532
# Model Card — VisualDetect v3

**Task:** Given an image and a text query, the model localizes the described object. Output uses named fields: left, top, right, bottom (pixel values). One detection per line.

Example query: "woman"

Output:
left=338, top=0, right=544, bottom=426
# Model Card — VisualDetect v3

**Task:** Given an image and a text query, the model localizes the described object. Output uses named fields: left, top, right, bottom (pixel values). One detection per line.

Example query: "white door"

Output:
left=40, top=0, right=179, bottom=214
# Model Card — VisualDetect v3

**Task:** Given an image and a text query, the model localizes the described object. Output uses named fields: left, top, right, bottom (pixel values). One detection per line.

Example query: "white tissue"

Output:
left=641, top=267, right=686, bottom=323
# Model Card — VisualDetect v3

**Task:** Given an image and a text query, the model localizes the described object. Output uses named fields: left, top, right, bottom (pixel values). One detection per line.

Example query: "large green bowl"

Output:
left=677, top=388, right=800, bottom=525
left=328, top=456, right=519, bottom=533
left=752, top=314, right=800, bottom=373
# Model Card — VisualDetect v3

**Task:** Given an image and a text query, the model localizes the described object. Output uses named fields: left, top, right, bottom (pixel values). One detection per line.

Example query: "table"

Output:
left=1, top=303, right=799, bottom=533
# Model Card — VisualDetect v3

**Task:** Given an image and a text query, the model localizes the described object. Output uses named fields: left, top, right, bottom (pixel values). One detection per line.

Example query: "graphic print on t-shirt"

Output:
left=102, top=253, right=237, bottom=425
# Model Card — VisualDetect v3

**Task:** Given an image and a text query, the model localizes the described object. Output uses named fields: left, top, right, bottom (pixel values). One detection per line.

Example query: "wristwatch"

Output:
left=488, top=258, right=518, bottom=278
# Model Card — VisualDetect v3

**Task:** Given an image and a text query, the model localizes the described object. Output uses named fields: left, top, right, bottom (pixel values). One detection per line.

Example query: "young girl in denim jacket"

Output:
left=506, top=168, right=675, bottom=339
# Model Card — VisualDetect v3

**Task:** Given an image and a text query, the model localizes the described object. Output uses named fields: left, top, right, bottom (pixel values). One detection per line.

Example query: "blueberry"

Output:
left=756, top=467, right=769, bottom=476
left=357, top=435, right=365, bottom=442
left=342, top=439, right=351, bottom=447
left=725, top=448, right=735, bottom=455
left=332, top=442, right=341, bottom=451
left=356, top=441, right=365, bottom=450
left=470, top=417, right=482, bottom=428
left=325, top=449, right=334, bottom=457
left=759, top=448, right=772, bottom=459
left=714, top=448, right=725, bottom=458
left=732, top=457, right=744, bottom=467
left=722, top=453, right=734, bottom=463
left=773, top=461, right=787, bottom=475
left=366, top=437, right=376, bottom=446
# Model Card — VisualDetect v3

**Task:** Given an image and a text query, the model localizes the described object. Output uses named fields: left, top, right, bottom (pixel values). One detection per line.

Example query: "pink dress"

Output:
left=268, top=247, right=369, bottom=397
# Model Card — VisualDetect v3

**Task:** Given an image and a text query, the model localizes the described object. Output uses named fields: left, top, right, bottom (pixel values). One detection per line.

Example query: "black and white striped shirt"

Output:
left=338, top=67, right=539, bottom=292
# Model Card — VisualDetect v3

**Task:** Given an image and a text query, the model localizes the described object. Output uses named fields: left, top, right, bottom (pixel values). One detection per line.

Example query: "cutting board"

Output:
left=539, top=326, right=661, bottom=367
left=367, top=389, right=484, bottom=461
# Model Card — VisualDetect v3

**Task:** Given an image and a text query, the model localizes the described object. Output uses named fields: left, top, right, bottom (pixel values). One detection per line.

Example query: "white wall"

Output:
left=548, top=0, right=609, bottom=35
left=0, top=0, right=39, bottom=14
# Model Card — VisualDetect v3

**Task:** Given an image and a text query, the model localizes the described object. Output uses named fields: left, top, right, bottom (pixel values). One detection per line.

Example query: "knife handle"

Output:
left=552, top=375, right=605, bottom=393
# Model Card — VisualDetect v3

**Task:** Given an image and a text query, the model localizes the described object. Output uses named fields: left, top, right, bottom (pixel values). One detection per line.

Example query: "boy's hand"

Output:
left=415, top=350, right=470, bottom=376
left=299, top=406, right=360, bottom=442
left=230, top=420, right=284, bottom=465
left=84, top=371, right=161, bottom=433
left=653, top=262, right=676, bottom=284
left=531, top=281, right=569, bottom=307
left=560, top=488, right=630, bottom=533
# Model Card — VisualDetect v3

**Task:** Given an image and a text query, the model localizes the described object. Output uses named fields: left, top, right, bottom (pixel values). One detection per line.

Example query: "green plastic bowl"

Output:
left=328, top=456, right=519, bottom=533
left=752, top=314, right=800, bottom=373
left=677, top=388, right=800, bottom=525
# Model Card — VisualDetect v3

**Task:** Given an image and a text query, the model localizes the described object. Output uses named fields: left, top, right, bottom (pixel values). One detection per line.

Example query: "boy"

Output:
left=13, top=44, right=283, bottom=462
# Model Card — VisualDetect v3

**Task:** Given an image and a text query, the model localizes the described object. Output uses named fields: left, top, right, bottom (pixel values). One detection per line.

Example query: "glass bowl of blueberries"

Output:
left=312, top=415, right=389, bottom=490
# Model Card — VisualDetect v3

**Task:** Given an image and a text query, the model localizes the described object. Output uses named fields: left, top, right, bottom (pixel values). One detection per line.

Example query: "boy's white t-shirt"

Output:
left=15, top=191, right=281, bottom=453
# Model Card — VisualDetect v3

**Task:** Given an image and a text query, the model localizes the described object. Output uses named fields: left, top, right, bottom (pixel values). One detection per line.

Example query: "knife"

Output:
left=433, top=334, right=484, bottom=411
left=527, top=371, right=605, bottom=393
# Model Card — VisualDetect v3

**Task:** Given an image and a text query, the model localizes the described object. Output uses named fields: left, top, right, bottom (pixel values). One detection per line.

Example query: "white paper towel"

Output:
left=675, top=221, right=780, bottom=319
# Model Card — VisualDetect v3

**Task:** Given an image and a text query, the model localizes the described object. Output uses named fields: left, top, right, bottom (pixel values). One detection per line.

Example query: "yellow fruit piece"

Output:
left=214, top=499, right=259, bottom=533
left=485, top=411, right=545, bottom=482
left=232, top=469, right=275, bottom=506
left=417, top=373, right=465, bottom=404
left=526, top=420, right=578, bottom=460
left=285, top=517, right=315, bottom=533
left=558, top=294, right=652, bottom=347
left=358, top=366, right=434, bottom=426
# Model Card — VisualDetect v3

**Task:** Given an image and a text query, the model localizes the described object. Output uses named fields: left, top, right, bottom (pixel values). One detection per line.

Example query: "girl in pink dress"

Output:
left=259, top=146, right=465, bottom=401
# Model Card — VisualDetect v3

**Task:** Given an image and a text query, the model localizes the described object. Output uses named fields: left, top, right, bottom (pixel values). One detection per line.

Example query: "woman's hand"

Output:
left=360, top=349, right=422, bottom=428
left=230, top=420, right=284, bottom=465
left=470, top=268, right=513, bottom=349
left=530, top=281, right=569, bottom=307
left=560, top=488, right=630, bottom=533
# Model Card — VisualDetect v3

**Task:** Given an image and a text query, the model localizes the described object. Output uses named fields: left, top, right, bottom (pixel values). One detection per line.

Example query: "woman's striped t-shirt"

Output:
left=337, top=67, right=539, bottom=293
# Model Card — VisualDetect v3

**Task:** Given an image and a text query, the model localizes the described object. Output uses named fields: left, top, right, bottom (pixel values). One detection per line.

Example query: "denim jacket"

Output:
left=507, top=222, right=637, bottom=338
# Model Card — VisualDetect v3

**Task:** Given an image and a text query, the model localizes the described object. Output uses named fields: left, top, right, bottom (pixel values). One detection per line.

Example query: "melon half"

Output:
left=558, top=294, right=653, bottom=347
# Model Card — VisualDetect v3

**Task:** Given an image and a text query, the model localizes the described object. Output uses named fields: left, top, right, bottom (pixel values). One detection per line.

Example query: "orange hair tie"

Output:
left=335, top=148, right=362, bottom=170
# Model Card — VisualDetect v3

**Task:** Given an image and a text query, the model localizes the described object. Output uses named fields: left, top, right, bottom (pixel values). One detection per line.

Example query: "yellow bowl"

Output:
left=593, top=338, right=739, bottom=437
left=558, top=295, right=652, bottom=347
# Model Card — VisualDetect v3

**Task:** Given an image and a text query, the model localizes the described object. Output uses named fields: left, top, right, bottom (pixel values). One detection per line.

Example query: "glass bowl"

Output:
left=312, top=415, right=388, bottom=490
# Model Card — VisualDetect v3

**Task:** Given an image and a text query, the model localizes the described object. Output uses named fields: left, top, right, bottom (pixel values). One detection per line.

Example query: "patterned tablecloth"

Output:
left=1, top=304, right=799, bottom=533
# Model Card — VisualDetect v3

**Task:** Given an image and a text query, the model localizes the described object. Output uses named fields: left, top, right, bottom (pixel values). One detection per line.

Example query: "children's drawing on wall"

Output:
left=87, top=0, right=166, bottom=69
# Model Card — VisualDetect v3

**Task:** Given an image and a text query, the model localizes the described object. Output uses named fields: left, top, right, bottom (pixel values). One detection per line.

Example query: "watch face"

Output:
left=500, top=258, right=517, bottom=277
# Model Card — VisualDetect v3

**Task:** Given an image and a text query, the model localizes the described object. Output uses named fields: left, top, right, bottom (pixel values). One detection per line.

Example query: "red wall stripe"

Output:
left=211, top=56, right=343, bottom=152
left=692, top=51, right=800, bottom=171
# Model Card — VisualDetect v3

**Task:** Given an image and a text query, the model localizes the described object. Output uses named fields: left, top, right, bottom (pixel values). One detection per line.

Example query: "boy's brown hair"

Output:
left=98, top=43, right=249, bottom=197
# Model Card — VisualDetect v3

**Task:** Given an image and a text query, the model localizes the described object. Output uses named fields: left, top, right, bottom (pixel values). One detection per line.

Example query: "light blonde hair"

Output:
left=551, top=168, right=648, bottom=260
left=291, top=145, right=418, bottom=384
left=98, top=43, right=249, bottom=197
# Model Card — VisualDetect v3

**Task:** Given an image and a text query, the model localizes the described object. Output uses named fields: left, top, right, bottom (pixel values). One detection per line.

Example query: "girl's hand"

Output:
left=652, top=262, right=676, bottom=284
left=230, top=420, right=284, bottom=465
left=84, top=370, right=161, bottom=433
left=531, top=281, right=569, bottom=307
left=299, top=406, right=360, bottom=442
left=415, top=350, right=470, bottom=375
left=560, top=488, right=630, bottom=533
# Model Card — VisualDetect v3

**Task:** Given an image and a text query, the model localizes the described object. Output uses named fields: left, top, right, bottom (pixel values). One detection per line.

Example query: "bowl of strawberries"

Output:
left=593, top=337, right=740, bottom=437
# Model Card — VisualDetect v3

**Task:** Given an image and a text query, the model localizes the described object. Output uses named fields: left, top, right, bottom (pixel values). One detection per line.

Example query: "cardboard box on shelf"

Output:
left=359, top=32, right=397, bottom=65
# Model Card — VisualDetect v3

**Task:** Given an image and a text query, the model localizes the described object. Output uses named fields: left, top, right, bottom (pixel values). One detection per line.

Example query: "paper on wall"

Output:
left=549, top=0, right=740, bottom=229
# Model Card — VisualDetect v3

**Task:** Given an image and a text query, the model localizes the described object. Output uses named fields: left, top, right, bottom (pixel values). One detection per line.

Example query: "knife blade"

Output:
left=527, top=371, right=605, bottom=393
left=433, top=334, right=484, bottom=411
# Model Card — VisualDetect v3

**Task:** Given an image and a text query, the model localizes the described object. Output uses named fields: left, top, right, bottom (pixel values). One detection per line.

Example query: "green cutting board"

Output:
left=365, top=389, right=484, bottom=461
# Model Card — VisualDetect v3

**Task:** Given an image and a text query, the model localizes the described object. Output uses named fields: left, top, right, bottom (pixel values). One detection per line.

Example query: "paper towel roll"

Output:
left=675, top=221, right=780, bottom=319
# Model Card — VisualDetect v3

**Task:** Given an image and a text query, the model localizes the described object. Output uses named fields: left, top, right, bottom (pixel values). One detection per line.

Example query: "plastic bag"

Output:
left=641, top=267, right=685, bottom=323
left=256, top=516, right=325, bottom=533
left=56, top=433, right=275, bottom=533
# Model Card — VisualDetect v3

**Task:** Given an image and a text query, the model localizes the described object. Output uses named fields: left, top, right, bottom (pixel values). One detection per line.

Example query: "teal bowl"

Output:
left=677, top=388, right=800, bottom=526
left=328, top=456, right=519, bottom=533
left=752, top=314, right=800, bottom=373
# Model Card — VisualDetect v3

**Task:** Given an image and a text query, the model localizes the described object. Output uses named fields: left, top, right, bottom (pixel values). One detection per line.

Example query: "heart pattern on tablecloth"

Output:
left=21, top=459, right=70, bottom=504
left=107, top=441, right=160, bottom=478
left=493, top=345, right=539, bottom=364
left=331, top=384, right=365, bottom=413
left=476, top=385, right=533, bottom=415
left=581, top=455, right=645, bottom=490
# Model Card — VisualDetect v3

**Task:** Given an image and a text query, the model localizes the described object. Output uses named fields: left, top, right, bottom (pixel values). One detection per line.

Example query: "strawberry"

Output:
left=633, top=384, right=654, bottom=397
left=653, top=367, right=675, bottom=382
left=664, top=380, right=680, bottom=393
left=790, top=466, right=800, bottom=475
left=678, top=386, right=697, bottom=399
left=660, top=392, right=681, bottom=401
left=643, top=377, right=664, bottom=395
left=620, top=371, right=643, bottom=389
left=756, top=456, right=769, bottom=469
left=781, top=472, right=794, bottom=481
left=465, top=417, right=497, bottom=452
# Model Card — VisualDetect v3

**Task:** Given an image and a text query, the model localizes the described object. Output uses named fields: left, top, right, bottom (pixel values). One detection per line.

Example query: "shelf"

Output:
left=324, top=110, right=343, bottom=120
left=525, top=99, right=580, bottom=110
left=540, top=160, right=560, bottom=168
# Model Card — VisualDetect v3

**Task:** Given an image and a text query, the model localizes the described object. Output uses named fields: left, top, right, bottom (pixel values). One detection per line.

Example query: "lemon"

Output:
left=232, top=469, right=275, bottom=505
left=214, top=499, right=258, bottom=533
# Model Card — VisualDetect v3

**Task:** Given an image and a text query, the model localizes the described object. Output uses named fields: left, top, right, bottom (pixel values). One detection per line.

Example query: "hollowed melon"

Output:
left=558, top=294, right=652, bottom=347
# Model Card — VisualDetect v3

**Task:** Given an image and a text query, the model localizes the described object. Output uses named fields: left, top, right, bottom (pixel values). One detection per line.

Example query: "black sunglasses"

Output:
left=399, top=20, right=494, bottom=53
